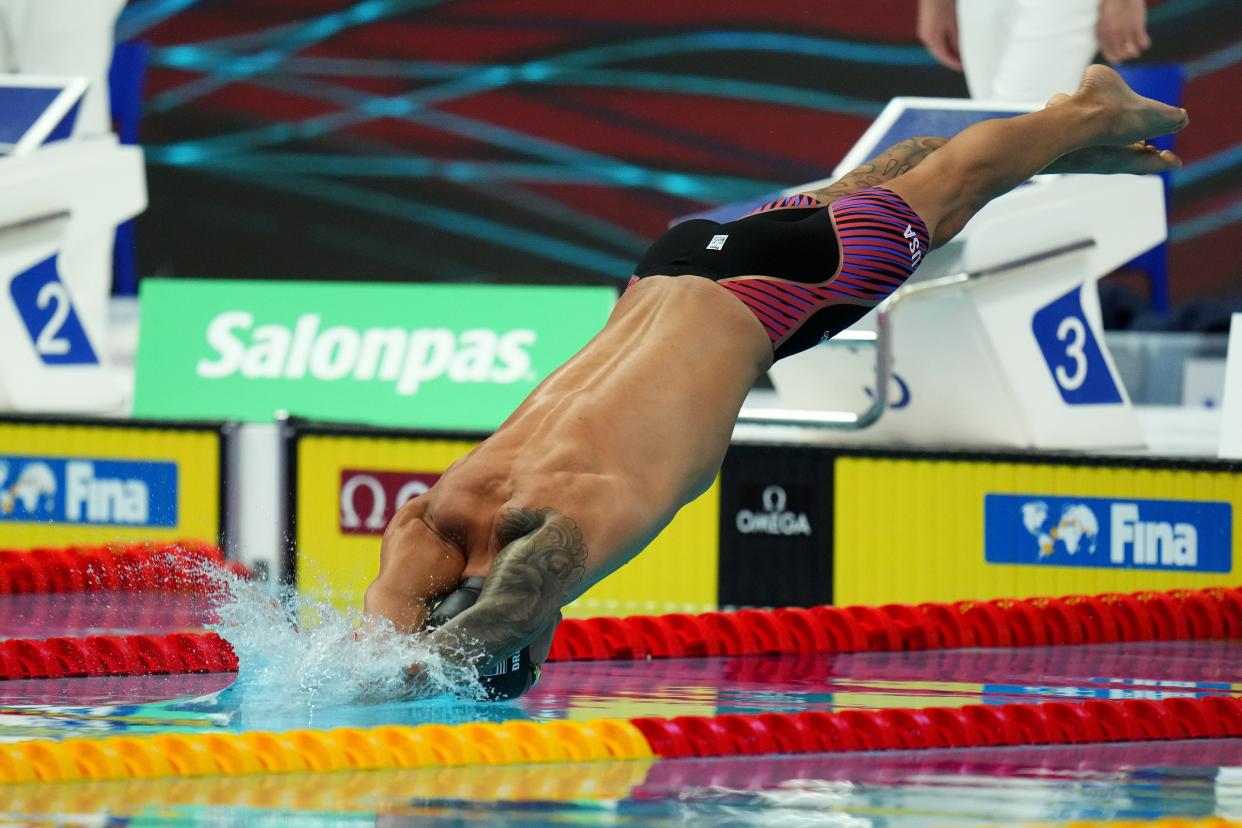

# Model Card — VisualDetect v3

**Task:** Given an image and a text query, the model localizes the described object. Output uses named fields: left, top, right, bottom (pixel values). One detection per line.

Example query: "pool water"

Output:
left=1, top=574, right=1239, bottom=825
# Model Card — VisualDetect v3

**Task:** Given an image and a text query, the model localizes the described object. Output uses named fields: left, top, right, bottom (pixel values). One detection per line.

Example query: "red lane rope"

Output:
left=546, top=587, right=1242, bottom=662
left=0, top=541, right=250, bottom=594
left=0, top=594, right=212, bottom=634
left=0, top=585, right=1236, bottom=681
left=628, top=695, right=1242, bottom=758
left=0, top=632, right=237, bottom=680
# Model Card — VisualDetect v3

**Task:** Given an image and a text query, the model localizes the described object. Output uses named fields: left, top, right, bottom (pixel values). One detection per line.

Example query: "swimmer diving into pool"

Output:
left=364, top=66, right=1187, bottom=698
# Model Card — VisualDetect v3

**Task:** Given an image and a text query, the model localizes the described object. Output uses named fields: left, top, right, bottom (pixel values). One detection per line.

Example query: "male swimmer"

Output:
left=365, top=66, right=1186, bottom=698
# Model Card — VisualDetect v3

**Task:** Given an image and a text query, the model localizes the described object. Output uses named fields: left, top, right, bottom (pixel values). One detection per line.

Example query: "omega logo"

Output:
left=338, top=470, right=440, bottom=535
left=736, top=484, right=812, bottom=537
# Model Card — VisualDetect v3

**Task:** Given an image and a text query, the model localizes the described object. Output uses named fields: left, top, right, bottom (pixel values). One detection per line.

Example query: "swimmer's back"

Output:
left=386, top=276, right=769, bottom=599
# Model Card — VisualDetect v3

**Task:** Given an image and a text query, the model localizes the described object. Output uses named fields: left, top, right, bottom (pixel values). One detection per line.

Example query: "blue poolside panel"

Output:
left=0, top=86, right=63, bottom=145
left=864, top=107, right=1019, bottom=153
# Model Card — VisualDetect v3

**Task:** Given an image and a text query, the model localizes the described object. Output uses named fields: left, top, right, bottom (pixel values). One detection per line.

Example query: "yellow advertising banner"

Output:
left=835, top=455, right=1241, bottom=605
left=293, top=431, right=720, bottom=617
left=0, top=418, right=221, bottom=548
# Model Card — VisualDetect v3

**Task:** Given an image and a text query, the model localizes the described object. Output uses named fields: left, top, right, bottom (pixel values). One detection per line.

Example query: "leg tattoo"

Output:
left=805, top=136, right=949, bottom=204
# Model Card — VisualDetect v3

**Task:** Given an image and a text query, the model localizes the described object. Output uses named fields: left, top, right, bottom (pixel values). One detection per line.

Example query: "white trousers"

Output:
left=0, top=0, right=126, bottom=136
left=957, top=0, right=1099, bottom=102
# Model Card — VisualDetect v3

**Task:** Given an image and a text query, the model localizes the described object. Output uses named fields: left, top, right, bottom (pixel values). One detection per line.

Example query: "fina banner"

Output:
left=291, top=424, right=720, bottom=617
left=834, top=454, right=1241, bottom=606
left=984, top=494, right=1231, bottom=573
left=134, top=279, right=615, bottom=430
left=0, top=417, right=222, bottom=548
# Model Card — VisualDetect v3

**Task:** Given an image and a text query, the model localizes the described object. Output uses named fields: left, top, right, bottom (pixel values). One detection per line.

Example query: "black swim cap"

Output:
left=425, top=576, right=537, bottom=701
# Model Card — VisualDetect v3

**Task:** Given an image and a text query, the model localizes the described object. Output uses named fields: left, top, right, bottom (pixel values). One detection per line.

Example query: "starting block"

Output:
left=710, top=97, right=1163, bottom=451
left=0, top=75, right=146, bottom=413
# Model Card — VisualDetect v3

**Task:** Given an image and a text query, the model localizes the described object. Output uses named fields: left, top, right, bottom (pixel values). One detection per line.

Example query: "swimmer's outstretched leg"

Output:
left=885, top=65, right=1188, bottom=247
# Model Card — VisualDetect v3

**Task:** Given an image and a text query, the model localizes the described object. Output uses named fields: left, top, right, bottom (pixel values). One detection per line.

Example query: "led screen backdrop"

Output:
left=125, top=0, right=1241, bottom=302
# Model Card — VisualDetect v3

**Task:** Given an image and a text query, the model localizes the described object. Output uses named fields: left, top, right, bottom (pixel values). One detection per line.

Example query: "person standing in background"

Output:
left=918, top=0, right=1151, bottom=100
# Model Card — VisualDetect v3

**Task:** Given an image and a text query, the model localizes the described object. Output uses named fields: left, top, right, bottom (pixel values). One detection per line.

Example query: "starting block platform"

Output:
left=0, top=74, right=145, bottom=415
left=0, top=76, right=88, bottom=158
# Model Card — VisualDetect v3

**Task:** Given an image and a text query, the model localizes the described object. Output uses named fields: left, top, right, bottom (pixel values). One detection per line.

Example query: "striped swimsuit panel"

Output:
left=631, top=187, right=930, bottom=361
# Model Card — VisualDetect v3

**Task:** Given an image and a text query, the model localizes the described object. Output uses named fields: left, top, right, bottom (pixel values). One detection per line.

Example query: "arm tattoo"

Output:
left=425, top=508, right=587, bottom=671
left=807, top=136, right=948, bottom=204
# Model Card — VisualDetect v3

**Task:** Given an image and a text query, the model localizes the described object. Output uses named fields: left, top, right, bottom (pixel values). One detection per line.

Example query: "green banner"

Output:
left=134, top=279, right=615, bottom=430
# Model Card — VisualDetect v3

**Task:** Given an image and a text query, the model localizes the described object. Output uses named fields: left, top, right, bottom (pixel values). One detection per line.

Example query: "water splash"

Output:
left=202, top=563, right=487, bottom=710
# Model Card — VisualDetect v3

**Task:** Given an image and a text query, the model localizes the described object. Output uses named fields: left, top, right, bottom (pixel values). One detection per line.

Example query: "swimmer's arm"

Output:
left=802, top=136, right=948, bottom=204
left=422, top=508, right=586, bottom=672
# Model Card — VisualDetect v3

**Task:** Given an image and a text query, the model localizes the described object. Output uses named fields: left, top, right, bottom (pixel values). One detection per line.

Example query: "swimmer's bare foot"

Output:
left=1044, top=89, right=1182, bottom=174
left=1073, top=64, right=1188, bottom=146
left=1048, top=141, right=1182, bottom=175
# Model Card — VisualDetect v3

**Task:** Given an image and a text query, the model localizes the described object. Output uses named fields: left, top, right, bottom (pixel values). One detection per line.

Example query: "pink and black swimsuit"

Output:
left=630, top=187, right=930, bottom=362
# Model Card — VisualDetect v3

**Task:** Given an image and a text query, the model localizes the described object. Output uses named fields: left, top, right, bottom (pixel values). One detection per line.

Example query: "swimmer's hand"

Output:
left=426, top=509, right=583, bottom=674
left=354, top=658, right=472, bottom=703
left=398, top=662, right=435, bottom=699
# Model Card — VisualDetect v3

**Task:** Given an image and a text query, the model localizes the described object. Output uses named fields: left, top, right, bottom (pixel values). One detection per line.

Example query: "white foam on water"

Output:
left=200, top=563, right=486, bottom=710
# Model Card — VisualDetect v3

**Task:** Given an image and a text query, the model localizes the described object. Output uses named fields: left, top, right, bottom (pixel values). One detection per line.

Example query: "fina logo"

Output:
left=1021, top=500, right=1099, bottom=559
left=1111, top=502, right=1199, bottom=567
left=735, top=485, right=812, bottom=537
left=0, top=460, right=56, bottom=517
left=986, top=493, right=1230, bottom=572
left=0, top=457, right=176, bottom=526
left=1021, top=499, right=1199, bottom=567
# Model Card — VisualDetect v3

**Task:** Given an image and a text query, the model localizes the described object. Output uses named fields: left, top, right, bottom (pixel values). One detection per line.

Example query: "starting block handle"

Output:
left=736, top=239, right=1097, bottom=430
left=0, top=210, right=70, bottom=239
left=739, top=329, right=887, bottom=429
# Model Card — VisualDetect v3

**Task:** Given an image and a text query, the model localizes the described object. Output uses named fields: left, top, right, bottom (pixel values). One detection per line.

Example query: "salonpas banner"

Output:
left=134, top=279, right=615, bottom=430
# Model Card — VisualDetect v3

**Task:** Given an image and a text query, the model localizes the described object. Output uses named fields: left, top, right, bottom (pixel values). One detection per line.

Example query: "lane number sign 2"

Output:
left=9, top=256, right=98, bottom=365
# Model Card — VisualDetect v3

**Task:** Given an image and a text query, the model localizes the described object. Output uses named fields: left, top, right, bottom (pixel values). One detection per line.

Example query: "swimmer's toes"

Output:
left=1052, top=143, right=1181, bottom=175
left=1128, top=146, right=1181, bottom=173
left=1125, top=144, right=1182, bottom=173
left=1077, top=64, right=1188, bottom=143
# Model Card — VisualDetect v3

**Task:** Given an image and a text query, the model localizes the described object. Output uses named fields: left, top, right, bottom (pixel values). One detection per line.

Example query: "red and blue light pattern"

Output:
left=123, top=0, right=1241, bottom=299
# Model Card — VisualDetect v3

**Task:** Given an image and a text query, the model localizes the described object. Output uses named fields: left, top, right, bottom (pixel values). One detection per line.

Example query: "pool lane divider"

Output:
left=545, top=586, right=1242, bottom=661
left=0, top=541, right=250, bottom=594
left=628, top=695, right=1242, bottom=758
left=0, top=758, right=659, bottom=813
left=0, top=632, right=237, bottom=680
left=1, top=695, right=1240, bottom=785
left=0, top=719, right=654, bottom=784
left=1042, top=821, right=1242, bottom=828
left=1032, top=821, right=1242, bottom=828
left=1, top=585, right=1239, bottom=681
